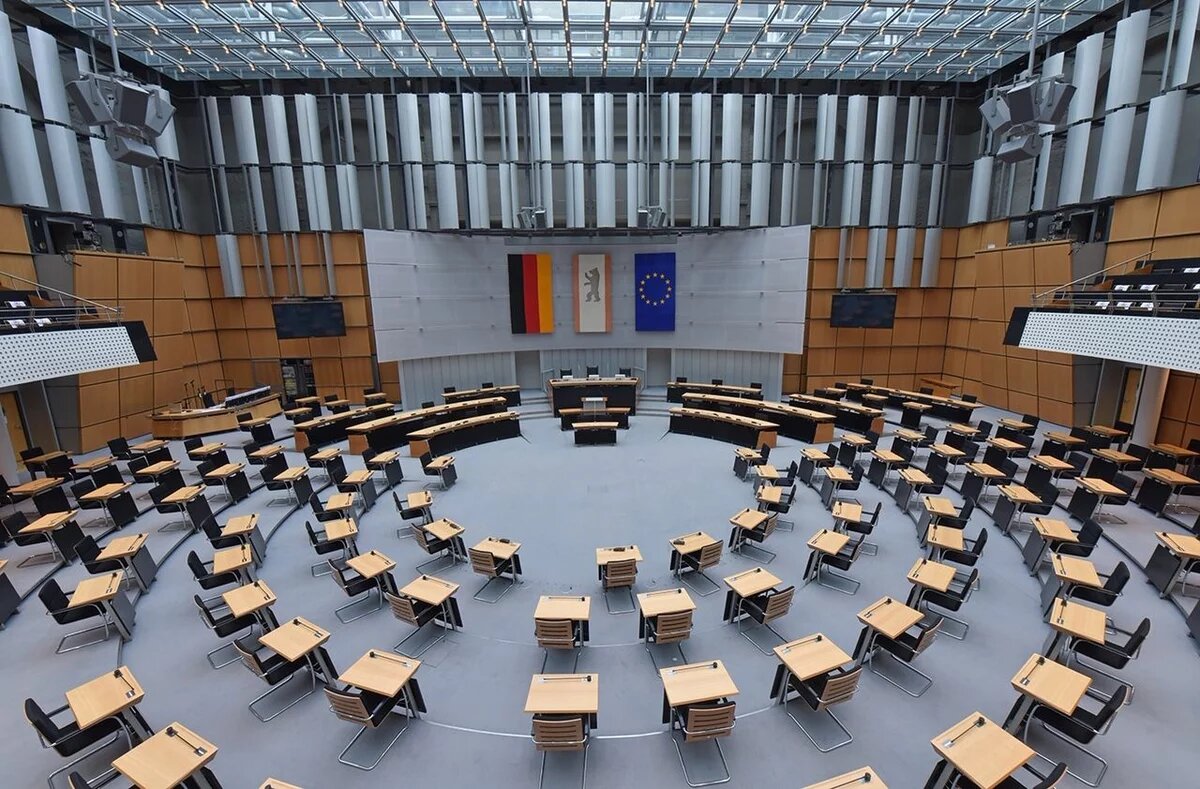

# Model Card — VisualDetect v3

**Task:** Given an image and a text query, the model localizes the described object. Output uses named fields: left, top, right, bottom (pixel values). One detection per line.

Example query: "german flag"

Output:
left=507, top=253, right=554, bottom=334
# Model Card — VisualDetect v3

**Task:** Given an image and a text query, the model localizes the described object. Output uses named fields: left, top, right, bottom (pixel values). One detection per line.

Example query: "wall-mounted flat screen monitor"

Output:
left=830, top=292, right=897, bottom=329
left=272, top=300, right=346, bottom=339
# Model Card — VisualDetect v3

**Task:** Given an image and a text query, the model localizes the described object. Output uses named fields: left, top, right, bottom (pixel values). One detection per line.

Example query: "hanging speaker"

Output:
left=1039, top=80, right=1076, bottom=125
left=1005, top=80, right=1040, bottom=125
left=980, top=96, right=1012, bottom=135
left=106, top=134, right=160, bottom=168
left=996, top=134, right=1043, bottom=163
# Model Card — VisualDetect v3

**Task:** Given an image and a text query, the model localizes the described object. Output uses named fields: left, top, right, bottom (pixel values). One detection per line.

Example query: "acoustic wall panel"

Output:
left=28, top=27, right=88, bottom=215
left=1019, top=313, right=1200, bottom=373
left=1136, top=90, right=1185, bottom=192
left=0, top=327, right=140, bottom=388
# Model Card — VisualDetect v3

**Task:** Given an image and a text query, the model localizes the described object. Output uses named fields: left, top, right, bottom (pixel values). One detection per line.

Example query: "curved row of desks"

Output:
left=668, top=407, right=778, bottom=448
left=347, top=397, right=509, bottom=454
left=444, top=384, right=522, bottom=407
left=788, top=393, right=886, bottom=435
left=407, top=411, right=522, bottom=457
left=547, top=377, right=639, bottom=415
left=149, top=395, right=283, bottom=439
left=666, top=381, right=764, bottom=403
left=845, top=382, right=980, bottom=422
left=292, top=403, right=395, bottom=451
left=681, top=393, right=834, bottom=443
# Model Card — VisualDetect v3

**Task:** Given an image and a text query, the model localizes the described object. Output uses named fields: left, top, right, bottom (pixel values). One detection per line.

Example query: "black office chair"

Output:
left=442, top=386, right=457, bottom=394
left=38, top=579, right=115, bottom=653
left=586, top=365, right=599, bottom=377
left=1067, top=562, right=1129, bottom=608
left=940, top=529, right=987, bottom=590
left=45, top=454, right=78, bottom=481
left=749, top=381, right=763, bottom=390
left=711, top=378, right=724, bottom=386
left=329, top=555, right=387, bottom=624
left=869, top=615, right=943, bottom=697
left=844, top=502, right=881, bottom=555
left=34, top=487, right=71, bottom=517
left=421, top=401, right=436, bottom=409
left=107, top=437, right=133, bottom=460
left=775, top=663, right=862, bottom=752
left=20, top=445, right=45, bottom=474
left=816, top=537, right=865, bottom=595
left=197, top=517, right=241, bottom=552
left=559, top=369, right=572, bottom=378
left=920, top=568, right=978, bottom=640
left=195, top=593, right=258, bottom=669
left=25, top=697, right=129, bottom=788
left=233, top=633, right=318, bottom=723
left=309, top=493, right=342, bottom=524
left=1067, top=617, right=1149, bottom=704
left=1023, top=685, right=1127, bottom=787
left=619, top=368, right=632, bottom=377
left=1056, top=519, right=1103, bottom=558
left=675, top=377, right=688, bottom=383
left=393, top=492, right=426, bottom=539
left=419, top=451, right=457, bottom=489
left=187, top=550, right=240, bottom=599
left=73, top=535, right=126, bottom=576
left=93, top=464, right=124, bottom=487
left=324, top=681, right=415, bottom=770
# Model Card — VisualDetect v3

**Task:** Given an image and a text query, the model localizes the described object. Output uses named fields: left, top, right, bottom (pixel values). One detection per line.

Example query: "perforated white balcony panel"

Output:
left=1020, top=312, right=1200, bottom=373
left=0, top=327, right=140, bottom=387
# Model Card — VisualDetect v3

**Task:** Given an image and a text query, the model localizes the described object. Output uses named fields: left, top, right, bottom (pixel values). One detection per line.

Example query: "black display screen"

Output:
left=830, top=293, right=897, bottom=329
left=272, top=301, right=346, bottom=339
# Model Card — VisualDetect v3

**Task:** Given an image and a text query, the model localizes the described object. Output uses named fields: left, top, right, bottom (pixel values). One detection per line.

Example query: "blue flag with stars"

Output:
left=634, top=252, right=676, bottom=332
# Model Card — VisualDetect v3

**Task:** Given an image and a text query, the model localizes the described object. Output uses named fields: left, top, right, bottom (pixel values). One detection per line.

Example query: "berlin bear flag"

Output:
left=634, top=252, right=676, bottom=332
left=573, top=254, right=612, bottom=333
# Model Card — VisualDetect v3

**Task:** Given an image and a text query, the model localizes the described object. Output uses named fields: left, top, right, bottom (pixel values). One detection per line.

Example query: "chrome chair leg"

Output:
left=603, top=586, right=635, bottom=615
left=736, top=618, right=786, bottom=656
left=537, top=740, right=589, bottom=789
left=43, top=727, right=129, bottom=789
left=868, top=649, right=934, bottom=697
left=734, top=541, right=776, bottom=565
left=670, top=728, right=731, bottom=787
left=930, top=611, right=970, bottom=640
left=646, top=642, right=687, bottom=673
left=206, top=640, right=241, bottom=669
left=678, top=569, right=721, bottom=597
left=337, top=708, right=411, bottom=771
left=55, top=614, right=113, bottom=654
left=783, top=696, right=854, bottom=753
left=815, top=564, right=861, bottom=596
left=1028, top=721, right=1109, bottom=787
left=473, top=574, right=517, bottom=604
left=539, top=648, right=581, bottom=674
left=247, top=668, right=317, bottom=723
left=416, top=551, right=456, bottom=574
left=394, top=621, right=445, bottom=659
left=335, top=588, right=383, bottom=624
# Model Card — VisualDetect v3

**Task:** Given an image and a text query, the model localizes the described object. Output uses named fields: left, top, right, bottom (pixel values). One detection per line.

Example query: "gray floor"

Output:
left=2, top=393, right=1199, bottom=789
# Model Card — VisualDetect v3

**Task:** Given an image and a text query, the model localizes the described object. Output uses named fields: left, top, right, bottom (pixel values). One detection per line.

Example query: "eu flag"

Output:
left=635, top=252, right=676, bottom=332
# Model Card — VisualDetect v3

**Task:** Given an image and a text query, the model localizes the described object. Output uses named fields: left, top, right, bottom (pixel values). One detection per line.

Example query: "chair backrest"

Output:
left=1, top=511, right=28, bottom=539
left=107, top=437, right=131, bottom=458
left=74, top=534, right=100, bottom=563
left=233, top=636, right=267, bottom=677
left=969, top=527, right=988, bottom=557
left=34, top=487, right=70, bottom=516
left=93, top=464, right=123, bottom=486
left=1101, top=562, right=1130, bottom=596
left=758, top=443, right=770, bottom=462
left=186, top=551, right=209, bottom=580
left=1031, top=763, right=1069, bottom=789
left=386, top=591, right=420, bottom=625
left=760, top=586, right=795, bottom=622
left=309, top=493, right=326, bottom=515
left=654, top=610, right=694, bottom=644
left=24, top=698, right=64, bottom=746
left=421, top=401, right=436, bottom=409
left=683, top=701, right=736, bottom=742
left=184, top=437, right=202, bottom=451
left=535, top=618, right=576, bottom=648
left=325, top=686, right=372, bottom=724
left=37, top=579, right=69, bottom=613
left=67, top=772, right=98, bottom=789
left=1112, top=473, right=1136, bottom=496
left=675, top=377, right=687, bottom=383
left=912, top=616, right=943, bottom=655
left=70, top=479, right=97, bottom=499
left=469, top=548, right=498, bottom=577
left=1022, top=414, right=1041, bottom=428
left=20, top=446, right=44, bottom=462
left=604, top=558, right=638, bottom=588
left=1093, top=686, right=1128, bottom=729
left=1122, top=618, right=1151, bottom=656
left=586, top=365, right=599, bottom=376
left=696, top=540, right=723, bottom=569
left=1077, top=519, right=1103, bottom=548
left=532, top=715, right=587, bottom=751
left=815, top=666, right=863, bottom=709
left=711, top=378, right=724, bottom=386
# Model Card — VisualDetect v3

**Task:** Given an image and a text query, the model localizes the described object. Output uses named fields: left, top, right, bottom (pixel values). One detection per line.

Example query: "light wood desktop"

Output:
left=20, top=509, right=79, bottom=535
left=97, top=533, right=147, bottom=562
left=660, top=660, right=739, bottom=709
left=803, top=768, right=886, bottom=788
left=10, top=477, right=63, bottom=497
left=346, top=550, right=396, bottom=579
left=1011, top=654, right=1092, bottom=716
left=1048, top=599, right=1107, bottom=645
left=923, top=496, right=958, bottom=517
left=535, top=595, right=591, bottom=621
left=595, top=545, right=643, bottom=564
left=113, top=722, right=218, bottom=789
left=857, top=597, right=922, bottom=639
left=807, top=529, right=850, bottom=556
left=1032, top=517, right=1077, bottom=543
left=637, top=588, right=696, bottom=618
left=773, top=633, right=852, bottom=681
left=249, top=444, right=285, bottom=460
left=669, top=531, right=718, bottom=555
left=473, top=537, right=521, bottom=561
left=221, top=514, right=260, bottom=539
left=425, top=518, right=464, bottom=542
left=66, top=665, right=145, bottom=730
left=1050, top=554, right=1101, bottom=588
left=222, top=581, right=276, bottom=619
left=524, top=674, right=599, bottom=715
left=212, top=545, right=253, bottom=575
left=931, top=712, right=1033, bottom=789
left=324, top=518, right=358, bottom=543
left=339, top=650, right=420, bottom=696
left=831, top=501, right=863, bottom=524
left=399, top=575, right=460, bottom=606
left=925, top=525, right=964, bottom=553
left=325, top=492, right=357, bottom=511
left=81, top=483, right=132, bottom=503
left=907, top=558, right=957, bottom=592
left=162, top=486, right=204, bottom=505
left=137, top=460, right=180, bottom=477
left=724, top=567, right=782, bottom=598
left=259, top=617, right=330, bottom=662
left=73, top=455, right=115, bottom=473
left=69, top=572, right=124, bottom=608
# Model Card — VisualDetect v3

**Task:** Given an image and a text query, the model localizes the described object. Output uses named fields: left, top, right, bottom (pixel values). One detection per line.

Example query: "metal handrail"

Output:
left=1031, top=251, right=1151, bottom=305
left=0, top=270, right=123, bottom=318
left=1035, top=290, right=1200, bottom=317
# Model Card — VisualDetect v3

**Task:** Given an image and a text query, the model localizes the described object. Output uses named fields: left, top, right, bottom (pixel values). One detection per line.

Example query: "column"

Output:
left=1131, top=366, right=1169, bottom=447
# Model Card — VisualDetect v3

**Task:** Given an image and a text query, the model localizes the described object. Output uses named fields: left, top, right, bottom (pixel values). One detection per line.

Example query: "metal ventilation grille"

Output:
left=1020, top=313, right=1200, bottom=374
left=0, top=327, right=140, bottom=387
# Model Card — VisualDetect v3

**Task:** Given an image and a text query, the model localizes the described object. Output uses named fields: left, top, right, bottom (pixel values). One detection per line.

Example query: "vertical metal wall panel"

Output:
left=498, top=93, right=520, bottom=229
left=74, top=50, right=122, bottom=219
left=840, top=96, right=867, bottom=228
left=262, top=95, right=300, bottom=232
left=690, top=93, right=712, bottom=227
left=659, top=93, right=679, bottom=226
left=1173, top=0, right=1200, bottom=87
left=594, top=93, right=616, bottom=228
left=1058, top=31, right=1104, bottom=206
left=920, top=228, right=943, bottom=287
left=28, top=27, right=88, bottom=215
left=719, top=94, right=743, bottom=227
left=893, top=97, right=921, bottom=287
left=215, top=234, right=245, bottom=297
left=303, top=95, right=333, bottom=231
left=1136, top=90, right=1185, bottom=191
left=204, top=97, right=234, bottom=231
left=429, top=94, right=459, bottom=230
left=461, top=93, right=489, bottom=230
left=0, top=10, right=23, bottom=109
left=967, top=156, right=994, bottom=223
left=230, top=96, right=260, bottom=166
left=396, top=94, right=427, bottom=230
left=561, top=93, right=584, bottom=228
left=779, top=96, right=797, bottom=226
left=335, top=95, right=362, bottom=230
left=1094, top=10, right=1150, bottom=200
left=1031, top=52, right=1065, bottom=211
left=865, top=96, right=896, bottom=288
left=537, top=93, right=554, bottom=227
left=749, top=94, right=772, bottom=226
left=626, top=93, right=640, bottom=227
left=0, top=11, right=48, bottom=208
left=920, top=98, right=951, bottom=288
left=368, top=94, right=395, bottom=230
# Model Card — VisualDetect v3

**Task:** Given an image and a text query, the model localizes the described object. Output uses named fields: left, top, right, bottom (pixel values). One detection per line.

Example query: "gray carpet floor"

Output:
left=1, top=394, right=1198, bottom=789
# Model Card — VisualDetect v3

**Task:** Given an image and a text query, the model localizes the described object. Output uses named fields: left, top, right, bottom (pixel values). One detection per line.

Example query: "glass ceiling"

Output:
left=29, top=0, right=1118, bottom=82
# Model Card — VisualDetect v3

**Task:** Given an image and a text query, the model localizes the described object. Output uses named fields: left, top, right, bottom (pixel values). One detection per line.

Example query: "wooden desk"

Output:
left=857, top=597, right=922, bottom=639
left=637, top=588, right=696, bottom=619
left=998, top=484, right=1040, bottom=505
left=535, top=595, right=591, bottom=621
left=524, top=674, right=599, bottom=716
left=204, top=462, right=244, bottom=480
left=10, top=477, right=63, bottom=497
left=831, top=501, right=863, bottom=525
left=595, top=545, right=643, bottom=565
left=1149, top=442, right=1198, bottom=460
left=325, top=492, right=356, bottom=511
left=1032, top=517, right=1076, bottom=542
left=931, top=443, right=965, bottom=459
left=988, top=437, right=1025, bottom=453
left=261, top=780, right=303, bottom=789
left=341, top=469, right=373, bottom=487
left=137, top=460, right=180, bottom=478
left=1091, top=448, right=1138, bottom=466
left=346, top=549, right=396, bottom=580
left=220, top=514, right=260, bottom=539
left=907, top=558, right=956, bottom=592
left=324, top=519, right=358, bottom=543
left=1043, top=430, right=1086, bottom=447
left=803, top=448, right=831, bottom=461
left=931, top=713, right=1033, bottom=789
left=399, top=574, right=460, bottom=606
left=948, top=423, right=980, bottom=436
left=66, top=665, right=146, bottom=730
left=804, top=768, right=886, bottom=789
left=1011, top=654, right=1091, bottom=716
left=668, top=406, right=778, bottom=448
left=998, top=418, right=1034, bottom=433
left=724, top=567, right=781, bottom=598
left=900, top=468, right=933, bottom=485
left=1046, top=599, right=1107, bottom=659
left=669, top=531, right=718, bottom=556
left=189, top=442, right=227, bottom=458
left=259, top=617, right=330, bottom=662
left=310, top=448, right=342, bottom=463
left=445, top=384, right=522, bottom=407
left=212, top=545, right=254, bottom=576
left=273, top=467, right=309, bottom=482
left=807, top=529, right=850, bottom=556
left=21, top=509, right=79, bottom=535
left=774, top=633, right=852, bottom=681
left=925, top=525, right=964, bottom=556
left=660, top=660, right=739, bottom=711
left=840, top=433, right=873, bottom=447
left=1051, top=555, right=1101, bottom=588
left=151, top=394, right=282, bottom=439
left=1145, top=531, right=1200, bottom=597
left=130, top=439, right=168, bottom=454
left=112, top=723, right=218, bottom=789
left=1030, top=455, right=1073, bottom=472
left=923, top=496, right=958, bottom=517
left=474, top=537, right=522, bottom=562
left=407, top=411, right=522, bottom=457
left=162, top=486, right=204, bottom=505
left=823, top=466, right=853, bottom=482
left=222, top=581, right=277, bottom=620
left=549, top=377, right=639, bottom=416
left=425, top=518, right=464, bottom=543
left=97, top=533, right=148, bottom=561
left=1076, top=477, right=1123, bottom=496
left=1145, top=468, right=1199, bottom=486
left=339, top=650, right=420, bottom=697
left=73, top=455, right=115, bottom=473
left=406, top=490, right=433, bottom=509
left=1086, top=425, right=1127, bottom=440
left=756, top=485, right=784, bottom=506
left=80, top=482, right=132, bottom=503
left=69, top=572, right=123, bottom=608
left=249, top=444, right=285, bottom=460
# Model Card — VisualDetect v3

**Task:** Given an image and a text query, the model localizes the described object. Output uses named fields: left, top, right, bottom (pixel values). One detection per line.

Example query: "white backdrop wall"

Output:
left=398, top=352, right=517, bottom=409
left=365, top=225, right=810, bottom=362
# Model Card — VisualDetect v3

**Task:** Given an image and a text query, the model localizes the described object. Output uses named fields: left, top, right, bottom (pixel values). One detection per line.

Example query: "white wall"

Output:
left=365, top=225, right=810, bottom=362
